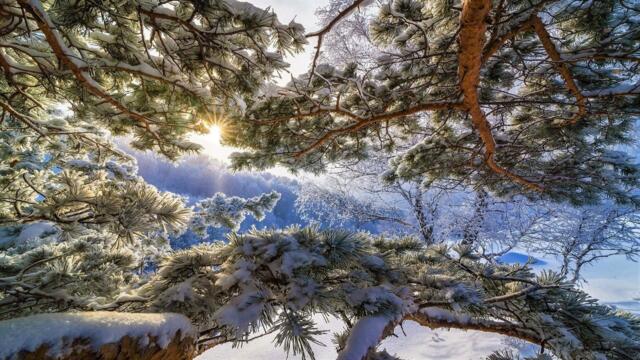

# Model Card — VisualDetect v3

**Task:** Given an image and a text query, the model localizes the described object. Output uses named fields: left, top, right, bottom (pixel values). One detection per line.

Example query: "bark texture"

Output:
left=458, top=0, right=543, bottom=192
left=14, top=331, right=196, bottom=360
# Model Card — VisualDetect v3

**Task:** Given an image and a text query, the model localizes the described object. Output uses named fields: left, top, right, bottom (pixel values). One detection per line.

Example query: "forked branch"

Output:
left=458, top=0, right=543, bottom=192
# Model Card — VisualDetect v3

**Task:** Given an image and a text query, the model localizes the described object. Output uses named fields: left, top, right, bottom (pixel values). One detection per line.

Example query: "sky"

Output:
left=251, top=0, right=325, bottom=78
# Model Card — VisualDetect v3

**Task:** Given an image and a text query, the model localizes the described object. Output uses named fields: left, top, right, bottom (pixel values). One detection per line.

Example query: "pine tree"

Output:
left=1, top=1, right=639, bottom=360
left=0, top=0, right=292, bottom=318
left=228, top=0, right=640, bottom=205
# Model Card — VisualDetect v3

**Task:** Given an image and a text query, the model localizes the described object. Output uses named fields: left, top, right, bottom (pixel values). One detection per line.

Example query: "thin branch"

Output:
left=306, top=0, right=369, bottom=85
left=294, top=101, right=462, bottom=159
left=532, top=16, right=586, bottom=126
left=484, top=284, right=561, bottom=303
left=0, top=97, right=47, bottom=136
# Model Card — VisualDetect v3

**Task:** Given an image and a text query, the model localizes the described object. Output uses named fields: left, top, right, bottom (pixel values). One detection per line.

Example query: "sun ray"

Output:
left=191, top=110, right=234, bottom=160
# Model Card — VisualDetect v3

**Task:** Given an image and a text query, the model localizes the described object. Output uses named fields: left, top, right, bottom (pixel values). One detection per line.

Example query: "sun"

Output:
left=208, top=124, right=222, bottom=144
left=191, top=124, right=234, bottom=161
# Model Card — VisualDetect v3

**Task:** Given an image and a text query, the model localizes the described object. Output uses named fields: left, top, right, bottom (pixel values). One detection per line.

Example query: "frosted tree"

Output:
left=295, top=180, right=408, bottom=230
left=317, top=150, right=551, bottom=251
left=323, top=147, right=450, bottom=244
left=0, top=131, right=280, bottom=318
left=311, top=136, right=639, bottom=284
left=191, top=192, right=281, bottom=234
left=0, top=126, right=191, bottom=317
left=521, top=204, right=640, bottom=283
left=0, top=1, right=639, bottom=360
left=228, top=0, right=640, bottom=205
left=313, top=0, right=379, bottom=68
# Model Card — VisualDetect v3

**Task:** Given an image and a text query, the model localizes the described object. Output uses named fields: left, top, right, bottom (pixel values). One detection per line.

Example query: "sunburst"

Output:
left=191, top=110, right=234, bottom=161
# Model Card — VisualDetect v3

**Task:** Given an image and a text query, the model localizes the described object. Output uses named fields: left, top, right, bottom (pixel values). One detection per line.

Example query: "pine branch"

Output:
left=532, top=16, right=586, bottom=126
left=17, top=0, right=165, bottom=150
left=458, top=0, right=543, bottom=192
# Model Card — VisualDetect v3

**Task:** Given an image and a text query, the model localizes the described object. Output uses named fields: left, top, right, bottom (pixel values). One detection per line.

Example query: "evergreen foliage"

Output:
left=0, top=0, right=305, bottom=158
left=134, top=227, right=640, bottom=359
left=0, top=0, right=284, bottom=321
left=227, top=0, right=640, bottom=205
left=0, top=1, right=639, bottom=359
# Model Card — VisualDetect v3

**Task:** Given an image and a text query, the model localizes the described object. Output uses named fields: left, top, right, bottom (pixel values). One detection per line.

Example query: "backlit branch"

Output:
left=18, top=0, right=164, bottom=146
left=294, top=101, right=463, bottom=158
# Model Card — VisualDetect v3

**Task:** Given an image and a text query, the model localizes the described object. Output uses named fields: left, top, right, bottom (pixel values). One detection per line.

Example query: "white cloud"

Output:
left=579, top=256, right=640, bottom=302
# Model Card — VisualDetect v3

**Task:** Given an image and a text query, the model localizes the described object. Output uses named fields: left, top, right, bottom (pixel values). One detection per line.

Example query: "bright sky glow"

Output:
left=209, top=124, right=222, bottom=144
left=191, top=124, right=234, bottom=161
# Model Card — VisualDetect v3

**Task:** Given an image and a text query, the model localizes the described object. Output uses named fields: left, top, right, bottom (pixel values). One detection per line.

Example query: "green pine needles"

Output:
left=1, top=0, right=639, bottom=359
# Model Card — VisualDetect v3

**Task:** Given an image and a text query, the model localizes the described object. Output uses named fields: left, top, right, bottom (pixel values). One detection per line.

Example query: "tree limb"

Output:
left=17, top=0, right=164, bottom=147
left=293, top=101, right=462, bottom=159
left=532, top=16, right=586, bottom=126
left=458, top=0, right=543, bottom=192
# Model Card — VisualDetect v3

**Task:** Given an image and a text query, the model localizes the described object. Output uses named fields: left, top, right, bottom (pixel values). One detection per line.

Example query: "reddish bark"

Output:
left=458, top=0, right=543, bottom=192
